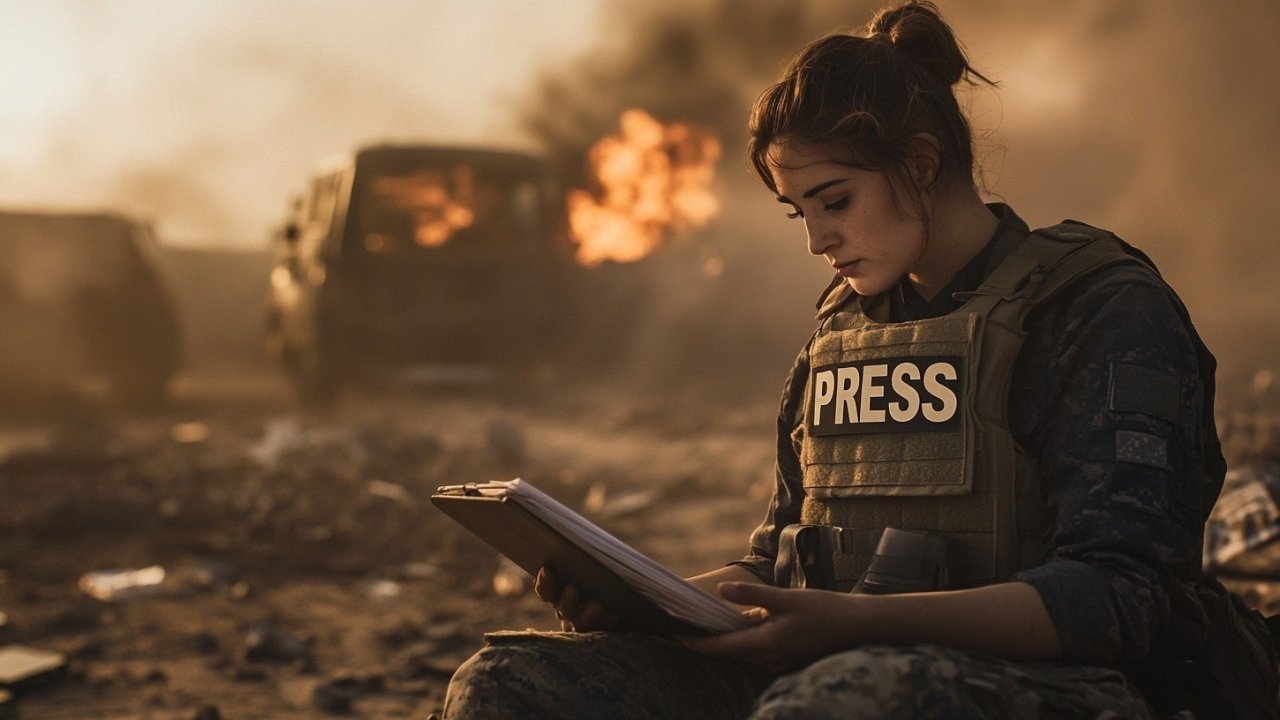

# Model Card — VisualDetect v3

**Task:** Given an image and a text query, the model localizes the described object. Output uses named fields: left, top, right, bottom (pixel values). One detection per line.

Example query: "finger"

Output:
left=571, top=601, right=613, bottom=632
left=534, top=567, right=561, bottom=604
left=558, top=583, right=582, bottom=620
left=681, top=622, right=774, bottom=661
left=717, top=581, right=789, bottom=610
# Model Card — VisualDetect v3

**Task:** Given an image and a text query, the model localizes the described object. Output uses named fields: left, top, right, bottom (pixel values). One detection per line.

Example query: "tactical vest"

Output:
left=790, top=222, right=1157, bottom=591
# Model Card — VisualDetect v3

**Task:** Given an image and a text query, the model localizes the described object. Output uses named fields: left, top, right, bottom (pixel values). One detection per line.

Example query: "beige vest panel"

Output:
left=796, top=224, right=1149, bottom=590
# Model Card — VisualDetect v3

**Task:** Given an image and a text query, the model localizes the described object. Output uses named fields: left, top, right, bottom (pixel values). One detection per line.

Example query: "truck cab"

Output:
left=265, top=144, right=576, bottom=402
left=0, top=209, right=183, bottom=407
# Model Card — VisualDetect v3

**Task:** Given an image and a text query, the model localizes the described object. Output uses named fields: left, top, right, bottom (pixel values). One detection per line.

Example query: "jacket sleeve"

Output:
left=727, top=342, right=812, bottom=585
left=1009, top=266, right=1212, bottom=666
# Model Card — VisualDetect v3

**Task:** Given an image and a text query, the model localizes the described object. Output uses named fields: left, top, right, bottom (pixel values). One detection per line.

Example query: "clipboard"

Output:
left=431, top=480, right=745, bottom=636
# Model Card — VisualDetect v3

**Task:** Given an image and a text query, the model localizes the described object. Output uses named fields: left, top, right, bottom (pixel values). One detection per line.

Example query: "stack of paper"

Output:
left=438, top=478, right=750, bottom=634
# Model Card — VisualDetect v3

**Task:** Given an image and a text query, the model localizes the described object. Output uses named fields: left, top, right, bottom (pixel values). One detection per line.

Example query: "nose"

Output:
left=805, top=219, right=837, bottom=257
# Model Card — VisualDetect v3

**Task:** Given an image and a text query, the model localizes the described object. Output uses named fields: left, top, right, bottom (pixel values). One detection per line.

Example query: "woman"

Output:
left=442, top=2, right=1278, bottom=718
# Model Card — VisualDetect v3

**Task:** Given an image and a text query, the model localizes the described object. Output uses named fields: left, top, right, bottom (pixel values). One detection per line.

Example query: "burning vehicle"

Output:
left=0, top=209, right=183, bottom=406
left=265, top=144, right=578, bottom=401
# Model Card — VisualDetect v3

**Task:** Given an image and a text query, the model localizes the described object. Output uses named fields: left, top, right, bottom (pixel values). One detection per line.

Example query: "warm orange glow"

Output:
left=368, top=169, right=476, bottom=250
left=568, top=109, right=721, bottom=265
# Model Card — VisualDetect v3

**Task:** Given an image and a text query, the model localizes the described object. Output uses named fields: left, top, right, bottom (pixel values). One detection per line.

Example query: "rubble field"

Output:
left=4, top=369, right=1279, bottom=719
left=0, top=375, right=778, bottom=719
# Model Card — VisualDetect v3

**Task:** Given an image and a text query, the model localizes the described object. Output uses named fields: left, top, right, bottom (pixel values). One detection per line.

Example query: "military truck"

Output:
left=265, top=144, right=577, bottom=402
left=0, top=209, right=183, bottom=406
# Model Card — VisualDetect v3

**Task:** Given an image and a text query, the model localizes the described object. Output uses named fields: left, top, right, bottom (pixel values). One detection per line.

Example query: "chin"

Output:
left=845, top=276, right=893, bottom=296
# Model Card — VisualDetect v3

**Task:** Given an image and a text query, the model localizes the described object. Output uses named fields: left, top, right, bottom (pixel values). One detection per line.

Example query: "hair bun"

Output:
left=868, top=1, right=983, bottom=87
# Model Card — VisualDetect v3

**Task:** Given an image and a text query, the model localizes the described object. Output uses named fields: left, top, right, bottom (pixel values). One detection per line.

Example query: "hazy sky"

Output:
left=0, top=0, right=600, bottom=243
left=3, top=1, right=1279, bottom=382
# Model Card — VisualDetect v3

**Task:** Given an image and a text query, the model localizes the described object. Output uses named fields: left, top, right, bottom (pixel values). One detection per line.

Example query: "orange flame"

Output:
left=568, top=109, right=721, bottom=265
left=366, top=168, right=475, bottom=251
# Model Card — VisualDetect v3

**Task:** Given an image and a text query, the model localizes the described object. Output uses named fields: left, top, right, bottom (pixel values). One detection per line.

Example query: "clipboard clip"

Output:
left=434, top=482, right=511, bottom=498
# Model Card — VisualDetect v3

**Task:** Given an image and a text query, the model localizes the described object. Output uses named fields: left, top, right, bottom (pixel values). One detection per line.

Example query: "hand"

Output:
left=681, top=582, right=857, bottom=672
left=533, top=566, right=619, bottom=632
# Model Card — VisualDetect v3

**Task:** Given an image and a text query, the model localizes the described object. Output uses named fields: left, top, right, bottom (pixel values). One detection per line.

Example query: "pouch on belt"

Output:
left=775, top=524, right=956, bottom=594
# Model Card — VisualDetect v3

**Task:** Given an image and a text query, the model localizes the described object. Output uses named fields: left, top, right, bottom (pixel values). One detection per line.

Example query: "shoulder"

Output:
left=1029, top=220, right=1184, bottom=322
left=1035, top=262, right=1191, bottom=356
left=1020, top=224, right=1206, bottom=384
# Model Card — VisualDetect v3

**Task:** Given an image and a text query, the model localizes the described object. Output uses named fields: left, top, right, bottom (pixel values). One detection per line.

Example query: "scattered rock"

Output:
left=68, top=639, right=105, bottom=661
left=366, top=479, right=414, bottom=505
left=190, top=631, right=220, bottom=655
left=312, top=680, right=355, bottom=715
left=46, top=601, right=103, bottom=634
left=230, top=665, right=268, bottom=682
left=377, top=621, right=426, bottom=650
left=242, top=624, right=312, bottom=664
left=364, top=579, right=402, bottom=602
left=0, top=644, right=67, bottom=693
left=311, top=672, right=386, bottom=714
left=78, top=565, right=167, bottom=602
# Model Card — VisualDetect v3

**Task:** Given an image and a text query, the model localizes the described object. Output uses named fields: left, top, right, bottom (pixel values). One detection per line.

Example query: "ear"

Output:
left=906, top=133, right=942, bottom=190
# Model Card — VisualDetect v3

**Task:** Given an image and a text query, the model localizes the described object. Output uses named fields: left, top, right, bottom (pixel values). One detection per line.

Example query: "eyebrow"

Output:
left=776, top=178, right=850, bottom=204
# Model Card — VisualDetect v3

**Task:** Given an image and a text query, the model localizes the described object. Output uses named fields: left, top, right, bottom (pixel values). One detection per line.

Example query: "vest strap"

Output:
left=774, top=524, right=884, bottom=589
left=796, top=220, right=1169, bottom=586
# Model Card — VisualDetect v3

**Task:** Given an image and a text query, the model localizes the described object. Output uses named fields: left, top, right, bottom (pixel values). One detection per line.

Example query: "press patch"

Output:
left=808, top=356, right=963, bottom=436
left=1115, top=429, right=1170, bottom=470
left=1109, top=363, right=1181, bottom=424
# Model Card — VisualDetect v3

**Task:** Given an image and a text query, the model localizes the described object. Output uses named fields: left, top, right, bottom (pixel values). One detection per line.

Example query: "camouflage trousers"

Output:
left=442, top=630, right=1155, bottom=719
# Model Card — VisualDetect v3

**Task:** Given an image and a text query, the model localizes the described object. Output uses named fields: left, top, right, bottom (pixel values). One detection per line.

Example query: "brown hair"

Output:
left=748, top=1, right=993, bottom=197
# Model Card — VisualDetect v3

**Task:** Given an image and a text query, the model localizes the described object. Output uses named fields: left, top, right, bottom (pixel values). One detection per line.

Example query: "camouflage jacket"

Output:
left=732, top=204, right=1225, bottom=669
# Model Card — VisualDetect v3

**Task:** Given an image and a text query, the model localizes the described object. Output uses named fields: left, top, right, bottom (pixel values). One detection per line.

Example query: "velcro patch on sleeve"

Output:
left=1115, top=429, right=1171, bottom=470
left=1108, top=363, right=1182, bottom=424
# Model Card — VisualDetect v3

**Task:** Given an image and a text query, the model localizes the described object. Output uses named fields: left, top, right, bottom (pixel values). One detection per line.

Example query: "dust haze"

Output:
left=2, top=0, right=1277, bottom=398
left=2, top=4, right=1280, bottom=717
left=521, top=0, right=1280, bottom=399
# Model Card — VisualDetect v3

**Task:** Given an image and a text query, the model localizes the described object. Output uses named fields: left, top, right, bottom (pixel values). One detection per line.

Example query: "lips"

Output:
left=834, top=260, right=860, bottom=278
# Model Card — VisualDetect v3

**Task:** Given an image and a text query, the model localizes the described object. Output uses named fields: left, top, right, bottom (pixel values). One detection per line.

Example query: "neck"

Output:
left=907, top=184, right=999, bottom=301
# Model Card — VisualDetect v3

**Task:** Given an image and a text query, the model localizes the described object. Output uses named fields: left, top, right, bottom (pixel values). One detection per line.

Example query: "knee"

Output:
left=749, top=645, right=964, bottom=720
left=442, top=644, right=544, bottom=720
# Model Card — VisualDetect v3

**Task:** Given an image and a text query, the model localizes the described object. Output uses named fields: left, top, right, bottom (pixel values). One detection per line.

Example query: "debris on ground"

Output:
left=0, top=386, right=783, bottom=718
left=77, top=566, right=167, bottom=602
left=0, top=645, right=67, bottom=693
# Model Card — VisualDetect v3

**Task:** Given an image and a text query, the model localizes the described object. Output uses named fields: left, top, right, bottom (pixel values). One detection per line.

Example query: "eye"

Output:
left=785, top=209, right=803, bottom=220
left=823, top=197, right=849, bottom=212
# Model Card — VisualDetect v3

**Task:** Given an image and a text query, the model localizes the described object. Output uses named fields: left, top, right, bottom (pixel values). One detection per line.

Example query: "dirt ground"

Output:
left=0, top=364, right=780, bottom=719
left=4, top=360, right=1280, bottom=720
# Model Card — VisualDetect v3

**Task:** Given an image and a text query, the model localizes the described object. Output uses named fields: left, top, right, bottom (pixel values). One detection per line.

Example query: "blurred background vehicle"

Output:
left=0, top=209, right=183, bottom=407
left=265, top=144, right=578, bottom=403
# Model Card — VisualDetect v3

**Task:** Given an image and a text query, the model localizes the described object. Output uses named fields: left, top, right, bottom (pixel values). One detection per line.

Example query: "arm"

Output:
left=687, top=565, right=767, bottom=605
left=694, top=268, right=1212, bottom=670
left=1007, top=270, right=1212, bottom=665
left=685, top=580, right=1061, bottom=672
